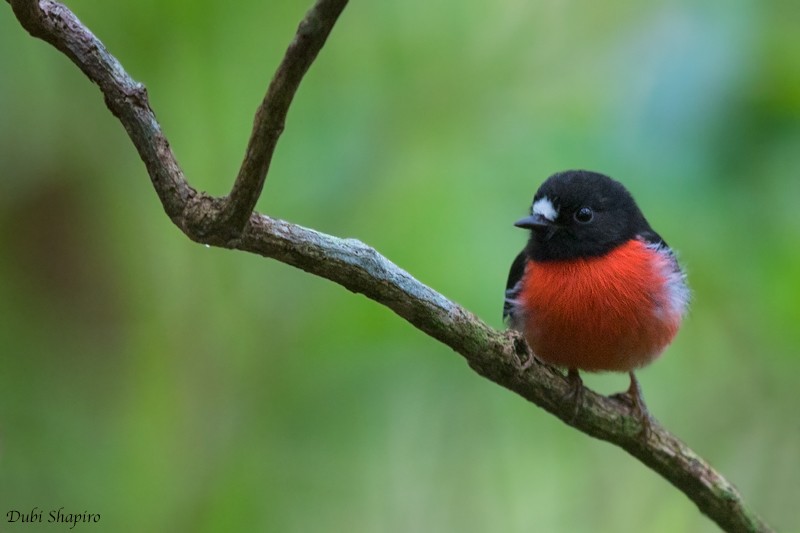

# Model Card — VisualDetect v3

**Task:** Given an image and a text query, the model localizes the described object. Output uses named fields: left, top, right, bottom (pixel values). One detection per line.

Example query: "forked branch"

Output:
left=223, top=0, right=348, bottom=233
left=5, top=1, right=771, bottom=531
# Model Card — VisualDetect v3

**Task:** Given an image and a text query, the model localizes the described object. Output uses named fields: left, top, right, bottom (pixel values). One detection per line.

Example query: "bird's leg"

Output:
left=626, top=371, right=653, bottom=439
left=563, top=368, right=584, bottom=422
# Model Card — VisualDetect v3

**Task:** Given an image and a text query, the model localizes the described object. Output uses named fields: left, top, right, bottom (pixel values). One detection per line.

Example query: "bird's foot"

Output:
left=563, top=368, right=584, bottom=423
left=509, top=332, right=535, bottom=372
left=611, top=372, right=653, bottom=440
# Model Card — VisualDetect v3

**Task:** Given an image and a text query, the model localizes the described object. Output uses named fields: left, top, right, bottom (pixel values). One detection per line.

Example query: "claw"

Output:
left=511, top=335, right=535, bottom=372
left=563, top=368, right=583, bottom=423
left=625, top=371, right=653, bottom=440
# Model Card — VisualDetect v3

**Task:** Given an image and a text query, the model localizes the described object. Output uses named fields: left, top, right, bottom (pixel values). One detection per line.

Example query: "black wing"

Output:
left=503, top=250, right=527, bottom=322
left=638, top=228, right=666, bottom=248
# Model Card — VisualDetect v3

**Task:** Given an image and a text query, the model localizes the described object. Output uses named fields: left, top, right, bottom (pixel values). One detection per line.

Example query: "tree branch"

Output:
left=8, top=0, right=192, bottom=223
left=6, top=1, right=772, bottom=531
left=223, top=0, right=348, bottom=234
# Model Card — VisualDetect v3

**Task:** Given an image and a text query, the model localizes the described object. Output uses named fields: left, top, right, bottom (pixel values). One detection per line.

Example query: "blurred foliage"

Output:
left=1, top=0, right=799, bottom=531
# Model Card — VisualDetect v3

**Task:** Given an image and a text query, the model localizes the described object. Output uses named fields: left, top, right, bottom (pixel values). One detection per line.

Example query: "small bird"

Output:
left=504, top=170, right=690, bottom=430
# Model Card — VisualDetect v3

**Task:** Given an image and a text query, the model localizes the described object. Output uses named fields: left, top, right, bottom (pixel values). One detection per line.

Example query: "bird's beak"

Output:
left=514, top=213, right=552, bottom=230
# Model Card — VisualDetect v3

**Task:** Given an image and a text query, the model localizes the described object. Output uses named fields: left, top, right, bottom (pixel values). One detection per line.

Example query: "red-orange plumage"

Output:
left=519, top=239, right=681, bottom=372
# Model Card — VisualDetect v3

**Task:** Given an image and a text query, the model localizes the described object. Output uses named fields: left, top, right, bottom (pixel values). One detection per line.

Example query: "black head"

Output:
left=515, top=170, right=655, bottom=261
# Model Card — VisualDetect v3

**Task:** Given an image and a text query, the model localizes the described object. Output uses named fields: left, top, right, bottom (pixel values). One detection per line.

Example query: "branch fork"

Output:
left=5, top=1, right=771, bottom=531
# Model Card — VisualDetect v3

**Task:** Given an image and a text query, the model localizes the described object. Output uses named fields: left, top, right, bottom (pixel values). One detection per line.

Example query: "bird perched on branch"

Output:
left=504, top=170, right=689, bottom=431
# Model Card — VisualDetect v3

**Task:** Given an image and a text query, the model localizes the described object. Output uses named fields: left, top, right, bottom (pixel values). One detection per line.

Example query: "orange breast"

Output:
left=520, top=239, right=681, bottom=372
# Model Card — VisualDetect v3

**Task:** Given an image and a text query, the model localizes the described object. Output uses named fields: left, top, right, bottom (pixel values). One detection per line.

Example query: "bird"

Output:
left=503, top=170, right=690, bottom=431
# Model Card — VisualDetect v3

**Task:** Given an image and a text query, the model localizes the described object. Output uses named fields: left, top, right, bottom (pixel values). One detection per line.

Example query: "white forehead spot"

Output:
left=532, top=197, right=558, bottom=221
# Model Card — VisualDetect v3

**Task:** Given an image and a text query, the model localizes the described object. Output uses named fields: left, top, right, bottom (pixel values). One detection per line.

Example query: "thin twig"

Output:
left=5, top=1, right=772, bottom=531
left=222, top=0, right=349, bottom=234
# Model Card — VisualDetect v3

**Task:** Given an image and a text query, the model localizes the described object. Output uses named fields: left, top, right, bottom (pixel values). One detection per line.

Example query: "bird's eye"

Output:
left=574, top=207, right=594, bottom=223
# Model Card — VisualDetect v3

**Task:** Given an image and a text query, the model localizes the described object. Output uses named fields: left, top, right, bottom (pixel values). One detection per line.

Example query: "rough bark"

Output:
left=5, top=1, right=772, bottom=531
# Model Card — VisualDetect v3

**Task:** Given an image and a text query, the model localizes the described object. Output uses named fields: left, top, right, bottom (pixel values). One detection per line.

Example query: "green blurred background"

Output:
left=1, top=0, right=798, bottom=531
